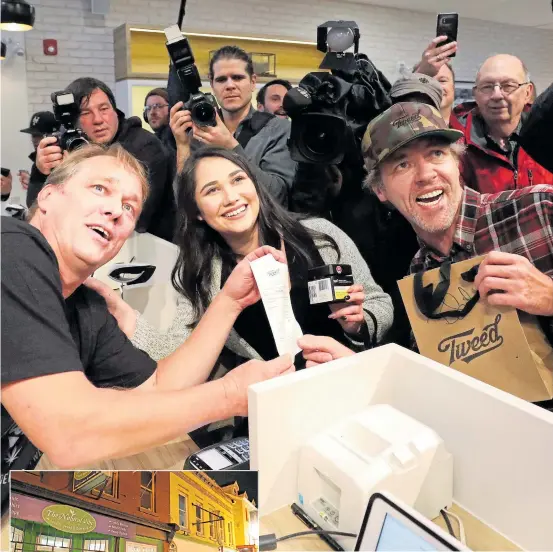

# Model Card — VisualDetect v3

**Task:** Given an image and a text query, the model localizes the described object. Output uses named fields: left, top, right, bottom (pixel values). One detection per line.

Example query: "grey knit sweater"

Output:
left=132, top=218, right=393, bottom=361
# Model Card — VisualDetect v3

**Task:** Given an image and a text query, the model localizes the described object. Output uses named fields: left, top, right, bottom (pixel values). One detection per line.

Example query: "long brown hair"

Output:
left=171, top=147, right=339, bottom=325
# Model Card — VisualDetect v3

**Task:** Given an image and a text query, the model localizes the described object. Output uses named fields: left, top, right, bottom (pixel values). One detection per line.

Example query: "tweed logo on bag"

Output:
left=437, top=314, right=504, bottom=365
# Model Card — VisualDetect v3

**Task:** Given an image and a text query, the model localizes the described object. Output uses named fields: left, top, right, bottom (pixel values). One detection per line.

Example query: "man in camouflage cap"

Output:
left=363, top=101, right=463, bottom=253
left=362, top=101, right=553, bottom=322
left=298, top=102, right=553, bottom=369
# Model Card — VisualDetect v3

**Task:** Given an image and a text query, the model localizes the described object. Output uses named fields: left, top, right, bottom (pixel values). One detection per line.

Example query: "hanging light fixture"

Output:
left=0, top=1, right=35, bottom=32
left=1, top=41, right=6, bottom=59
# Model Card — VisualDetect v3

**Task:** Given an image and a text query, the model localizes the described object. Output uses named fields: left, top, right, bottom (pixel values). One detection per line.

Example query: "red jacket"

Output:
left=450, top=102, right=553, bottom=194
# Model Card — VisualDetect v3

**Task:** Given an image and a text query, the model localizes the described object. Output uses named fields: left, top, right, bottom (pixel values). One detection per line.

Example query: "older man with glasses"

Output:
left=449, top=54, right=553, bottom=193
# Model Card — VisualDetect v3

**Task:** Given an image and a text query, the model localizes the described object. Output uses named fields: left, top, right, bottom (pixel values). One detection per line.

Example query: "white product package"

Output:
left=250, top=254, right=303, bottom=357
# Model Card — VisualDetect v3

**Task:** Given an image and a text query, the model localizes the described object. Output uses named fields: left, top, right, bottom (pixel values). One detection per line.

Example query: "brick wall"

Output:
left=23, top=0, right=553, bottom=114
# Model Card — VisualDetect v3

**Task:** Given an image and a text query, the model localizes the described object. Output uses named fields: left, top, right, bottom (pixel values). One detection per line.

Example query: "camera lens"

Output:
left=289, top=113, right=347, bottom=164
left=192, top=101, right=216, bottom=126
left=64, top=133, right=89, bottom=152
left=303, top=118, right=336, bottom=157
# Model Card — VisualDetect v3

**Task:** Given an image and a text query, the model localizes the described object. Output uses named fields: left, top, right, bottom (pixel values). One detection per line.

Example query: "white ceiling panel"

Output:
left=352, top=0, right=553, bottom=28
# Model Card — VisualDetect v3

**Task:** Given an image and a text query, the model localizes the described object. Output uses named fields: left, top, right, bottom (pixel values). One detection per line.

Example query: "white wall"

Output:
left=1, top=32, right=33, bottom=204
left=23, top=0, right=553, bottom=115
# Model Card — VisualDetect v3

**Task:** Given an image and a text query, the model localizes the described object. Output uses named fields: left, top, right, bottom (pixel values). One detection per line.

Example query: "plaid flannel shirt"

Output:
left=410, top=185, right=553, bottom=277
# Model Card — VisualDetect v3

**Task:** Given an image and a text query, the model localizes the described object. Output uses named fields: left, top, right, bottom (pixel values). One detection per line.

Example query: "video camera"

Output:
left=164, top=24, right=218, bottom=128
left=284, top=76, right=351, bottom=165
left=284, top=21, right=391, bottom=165
left=51, top=91, right=89, bottom=152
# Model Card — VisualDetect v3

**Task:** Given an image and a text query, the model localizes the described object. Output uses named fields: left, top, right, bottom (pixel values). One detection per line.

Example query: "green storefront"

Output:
left=10, top=493, right=169, bottom=552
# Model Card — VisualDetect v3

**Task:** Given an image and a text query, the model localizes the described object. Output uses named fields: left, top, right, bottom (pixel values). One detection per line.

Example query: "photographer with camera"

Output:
left=167, top=41, right=295, bottom=206
left=27, top=78, right=176, bottom=241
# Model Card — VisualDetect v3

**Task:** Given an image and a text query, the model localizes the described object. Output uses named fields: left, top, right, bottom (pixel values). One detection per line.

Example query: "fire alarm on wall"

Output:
left=43, top=39, right=57, bottom=56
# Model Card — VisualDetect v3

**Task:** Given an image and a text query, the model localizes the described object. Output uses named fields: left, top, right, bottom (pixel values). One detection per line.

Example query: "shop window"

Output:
left=84, top=539, right=109, bottom=551
left=228, top=521, right=234, bottom=547
left=36, top=534, right=71, bottom=551
left=214, top=511, right=222, bottom=543
left=125, top=543, right=157, bottom=552
left=92, top=472, right=119, bottom=499
left=72, top=472, right=119, bottom=499
left=195, top=503, right=204, bottom=536
left=140, top=472, right=155, bottom=512
left=10, top=526, right=23, bottom=552
left=178, top=494, right=188, bottom=529
left=220, top=516, right=227, bottom=545
left=209, top=512, right=216, bottom=540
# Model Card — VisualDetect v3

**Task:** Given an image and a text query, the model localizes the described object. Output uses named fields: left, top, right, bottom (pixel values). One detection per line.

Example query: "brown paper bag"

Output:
left=398, top=256, right=553, bottom=402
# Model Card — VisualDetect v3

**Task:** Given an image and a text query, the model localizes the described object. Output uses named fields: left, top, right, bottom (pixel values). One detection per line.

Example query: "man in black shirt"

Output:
left=1, top=144, right=293, bottom=512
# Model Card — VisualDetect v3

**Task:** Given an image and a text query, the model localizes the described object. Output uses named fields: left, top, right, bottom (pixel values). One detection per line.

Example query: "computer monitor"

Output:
left=355, top=492, right=468, bottom=551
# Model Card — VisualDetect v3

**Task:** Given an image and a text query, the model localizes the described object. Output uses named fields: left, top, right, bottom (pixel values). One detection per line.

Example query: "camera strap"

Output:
left=236, top=111, right=274, bottom=149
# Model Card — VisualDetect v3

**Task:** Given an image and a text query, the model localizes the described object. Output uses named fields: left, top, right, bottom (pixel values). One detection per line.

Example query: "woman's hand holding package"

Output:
left=328, top=284, right=366, bottom=335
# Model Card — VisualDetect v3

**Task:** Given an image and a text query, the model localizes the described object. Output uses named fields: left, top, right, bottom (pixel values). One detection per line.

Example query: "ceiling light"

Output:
left=0, top=0, right=36, bottom=32
left=317, top=20, right=360, bottom=71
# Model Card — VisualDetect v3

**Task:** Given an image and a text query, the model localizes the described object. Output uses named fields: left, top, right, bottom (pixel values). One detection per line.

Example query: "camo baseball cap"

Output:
left=362, top=102, right=463, bottom=171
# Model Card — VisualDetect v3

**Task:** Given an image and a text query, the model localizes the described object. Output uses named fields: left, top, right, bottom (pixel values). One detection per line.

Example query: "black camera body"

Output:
left=164, top=25, right=217, bottom=127
left=284, top=76, right=349, bottom=165
left=184, top=92, right=218, bottom=128
left=284, top=56, right=392, bottom=165
left=51, top=91, right=89, bottom=152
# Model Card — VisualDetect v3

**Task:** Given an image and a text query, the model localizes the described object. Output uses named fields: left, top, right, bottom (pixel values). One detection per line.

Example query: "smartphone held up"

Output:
left=436, top=12, right=459, bottom=58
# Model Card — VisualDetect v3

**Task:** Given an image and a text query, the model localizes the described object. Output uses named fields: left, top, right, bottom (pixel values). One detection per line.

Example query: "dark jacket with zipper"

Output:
left=26, top=111, right=176, bottom=241
left=519, top=81, right=553, bottom=174
left=450, top=101, right=553, bottom=193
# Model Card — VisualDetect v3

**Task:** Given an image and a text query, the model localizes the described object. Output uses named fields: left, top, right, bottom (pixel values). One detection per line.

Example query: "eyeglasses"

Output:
left=474, top=82, right=530, bottom=96
left=144, top=103, right=169, bottom=113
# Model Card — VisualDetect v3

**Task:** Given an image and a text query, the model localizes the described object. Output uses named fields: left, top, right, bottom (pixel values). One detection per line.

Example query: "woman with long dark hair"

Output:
left=110, top=147, right=392, bottom=367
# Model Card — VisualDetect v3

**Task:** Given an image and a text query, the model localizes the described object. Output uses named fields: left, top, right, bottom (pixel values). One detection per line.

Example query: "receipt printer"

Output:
left=296, top=404, right=453, bottom=549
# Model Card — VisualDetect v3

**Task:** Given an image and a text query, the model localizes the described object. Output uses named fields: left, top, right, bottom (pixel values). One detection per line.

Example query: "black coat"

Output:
left=519, top=82, right=553, bottom=173
left=27, top=112, right=176, bottom=241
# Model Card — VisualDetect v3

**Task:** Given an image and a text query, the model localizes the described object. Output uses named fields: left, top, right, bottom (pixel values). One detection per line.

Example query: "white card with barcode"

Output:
left=308, top=277, right=333, bottom=304
left=250, top=254, right=303, bottom=357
